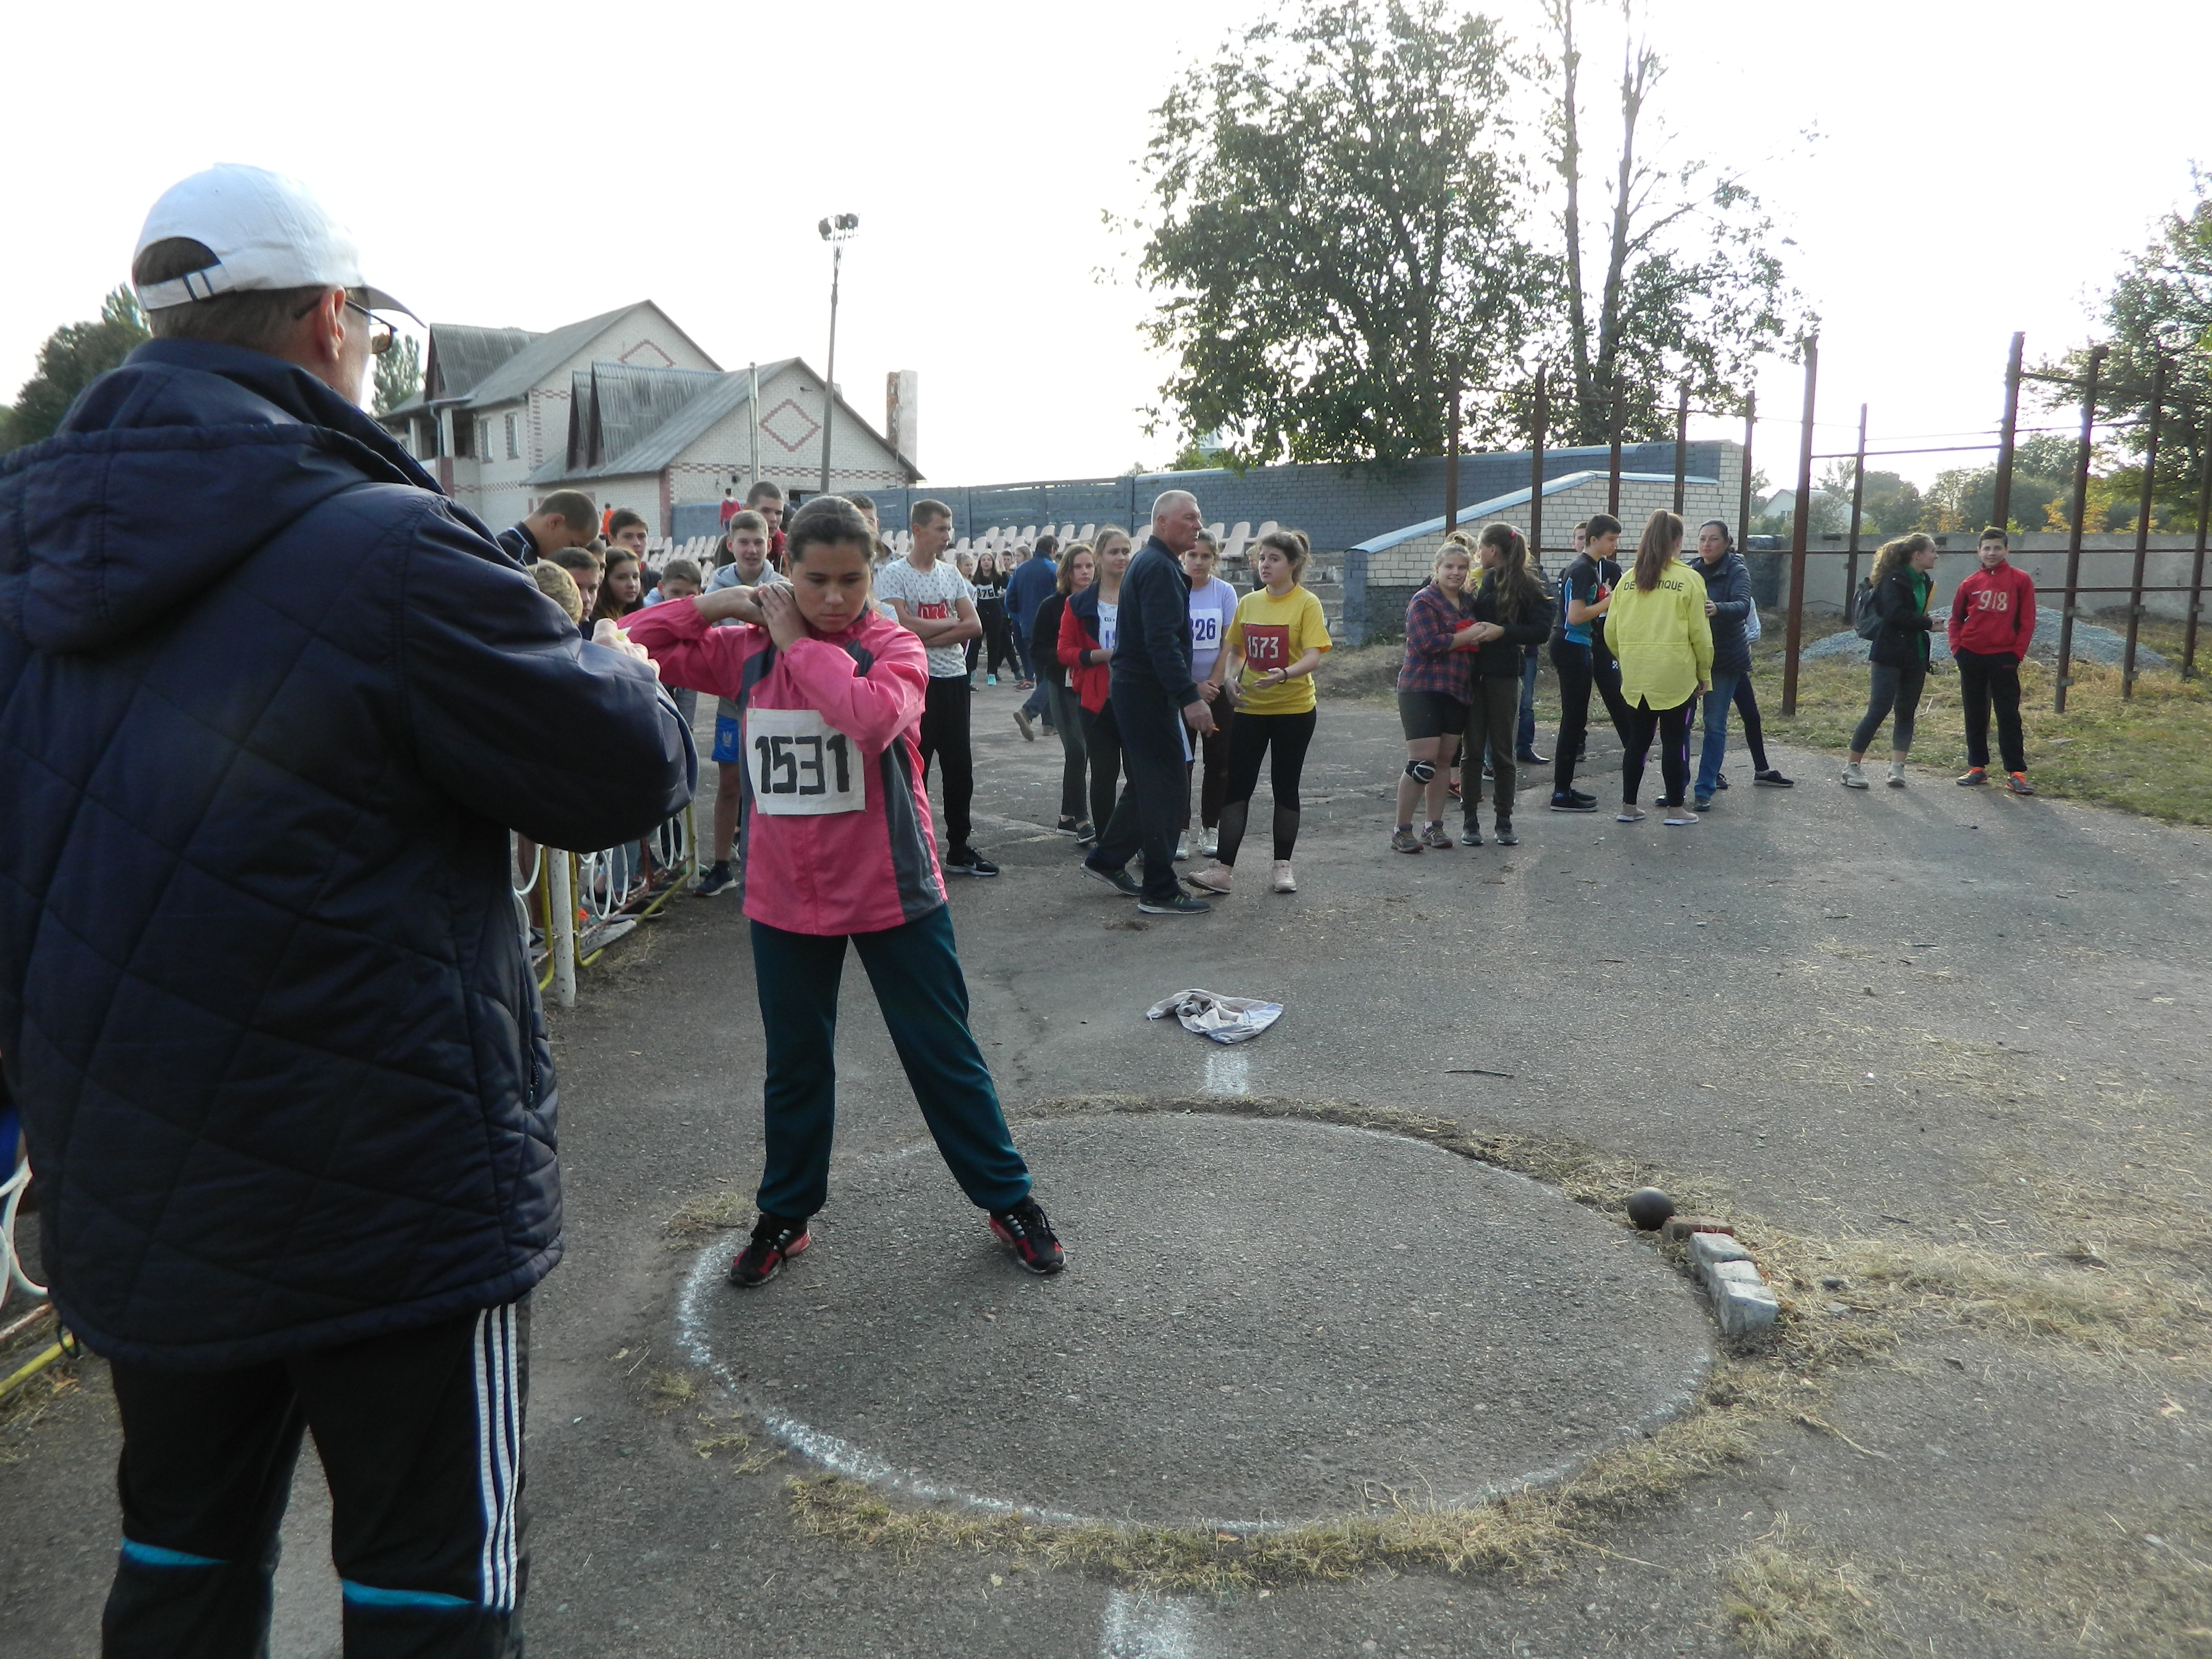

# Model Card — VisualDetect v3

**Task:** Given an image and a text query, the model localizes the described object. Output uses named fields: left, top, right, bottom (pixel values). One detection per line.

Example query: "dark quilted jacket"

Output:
left=0, top=339, right=696, bottom=1369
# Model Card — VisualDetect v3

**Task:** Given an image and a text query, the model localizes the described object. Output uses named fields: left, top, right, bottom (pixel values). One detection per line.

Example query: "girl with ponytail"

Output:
left=1603, top=511, right=1713, bottom=825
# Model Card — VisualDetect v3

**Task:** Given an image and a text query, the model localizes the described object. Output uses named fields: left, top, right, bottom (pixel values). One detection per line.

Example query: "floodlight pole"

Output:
left=818, top=214, right=859, bottom=497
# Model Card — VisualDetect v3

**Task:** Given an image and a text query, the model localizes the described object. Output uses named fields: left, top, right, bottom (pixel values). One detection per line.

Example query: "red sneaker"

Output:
left=728, top=1214, right=810, bottom=1288
left=989, top=1200, right=1066, bottom=1274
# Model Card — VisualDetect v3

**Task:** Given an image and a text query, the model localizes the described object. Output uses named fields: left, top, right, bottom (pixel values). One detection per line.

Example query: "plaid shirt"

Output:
left=1397, top=581, right=1475, bottom=700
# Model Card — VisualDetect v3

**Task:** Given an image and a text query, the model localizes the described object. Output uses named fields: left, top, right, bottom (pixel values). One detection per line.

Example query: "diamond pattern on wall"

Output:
left=760, top=398, right=822, bottom=453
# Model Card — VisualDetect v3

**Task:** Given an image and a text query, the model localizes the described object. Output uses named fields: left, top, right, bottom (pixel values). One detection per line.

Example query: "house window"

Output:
left=475, top=418, right=490, bottom=459
left=504, top=413, right=519, bottom=460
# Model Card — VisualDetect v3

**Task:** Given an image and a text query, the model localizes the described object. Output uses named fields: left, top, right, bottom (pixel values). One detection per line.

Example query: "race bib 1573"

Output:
left=1242, top=623, right=1290, bottom=671
left=746, top=707, right=866, bottom=816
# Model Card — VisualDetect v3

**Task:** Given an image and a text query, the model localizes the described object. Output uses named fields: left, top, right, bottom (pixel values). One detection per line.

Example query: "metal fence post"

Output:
left=548, top=852, right=577, bottom=1009
left=2123, top=352, right=2165, bottom=698
left=1672, top=383, right=1689, bottom=512
left=1607, top=388, right=1623, bottom=518
left=2186, top=440, right=2210, bottom=681
left=1444, top=369, right=1461, bottom=534
left=1528, top=366, right=1548, bottom=564
left=2057, top=345, right=2106, bottom=714
left=1845, top=404, right=1868, bottom=599
left=1737, top=393, right=1755, bottom=541
left=1782, top=336, right=1819, bottom=716
left=1992, top=331, right=2025, bottom=533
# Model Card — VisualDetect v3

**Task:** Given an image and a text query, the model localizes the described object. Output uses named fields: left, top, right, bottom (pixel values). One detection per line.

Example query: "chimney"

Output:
left=886, top=369, right=919, bottom=468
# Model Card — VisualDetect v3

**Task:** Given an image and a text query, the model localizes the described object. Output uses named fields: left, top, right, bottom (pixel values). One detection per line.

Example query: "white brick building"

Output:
left=377, top=300, right=920, bottom=533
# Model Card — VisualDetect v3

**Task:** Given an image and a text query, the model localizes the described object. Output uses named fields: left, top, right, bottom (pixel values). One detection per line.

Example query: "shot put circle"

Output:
left=676, top=1110, right=1714, bottom=1529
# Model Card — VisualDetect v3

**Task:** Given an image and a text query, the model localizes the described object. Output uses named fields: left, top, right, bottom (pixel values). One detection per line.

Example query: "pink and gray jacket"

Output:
left=622, top=600, right=945, bottom=935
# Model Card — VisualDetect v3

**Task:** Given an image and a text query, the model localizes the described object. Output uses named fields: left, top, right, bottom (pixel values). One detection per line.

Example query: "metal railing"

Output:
left=513, top=811, right=695, bottom=1009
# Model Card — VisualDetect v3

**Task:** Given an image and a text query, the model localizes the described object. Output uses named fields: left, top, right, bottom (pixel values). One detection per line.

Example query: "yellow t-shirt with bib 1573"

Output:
left=1228, top=585, right=1332, bottom=715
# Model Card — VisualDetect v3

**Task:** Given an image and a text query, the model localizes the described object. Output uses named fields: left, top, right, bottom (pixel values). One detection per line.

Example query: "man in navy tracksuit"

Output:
left=0, top=165, right=693, bottom=1657
left=1081, top=492, right=1216, bottom=914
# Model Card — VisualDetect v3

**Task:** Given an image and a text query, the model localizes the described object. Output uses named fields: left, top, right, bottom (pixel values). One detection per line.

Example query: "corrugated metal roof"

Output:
left=458, top=305, right=639, bottom=410
left=425, top=325, right=538, bottom=402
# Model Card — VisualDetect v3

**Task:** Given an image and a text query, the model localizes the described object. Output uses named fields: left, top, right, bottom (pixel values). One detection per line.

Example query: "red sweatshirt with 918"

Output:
left=1947, top=559, right=2036, bottom=661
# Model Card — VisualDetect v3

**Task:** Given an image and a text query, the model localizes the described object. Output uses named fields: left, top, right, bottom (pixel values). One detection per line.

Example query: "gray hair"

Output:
left=1151, top=488, right=1198, bottom=522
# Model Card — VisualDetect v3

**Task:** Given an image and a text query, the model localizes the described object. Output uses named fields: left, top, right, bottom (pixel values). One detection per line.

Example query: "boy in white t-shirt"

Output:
left=1180, top=533, right=1240, bottom=858
left=876, top=500, right=996, bottom=876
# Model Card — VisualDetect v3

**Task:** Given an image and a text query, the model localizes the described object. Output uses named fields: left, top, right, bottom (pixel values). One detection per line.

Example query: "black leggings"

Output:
left=1080, top=700, right=1123, bottom=837
left=1622, top=696, right=1692, bottom=807
left=1732, top=673, right=1771, bottom=771
left=1215, top=708, right=1317, bottom=866
left=977, top=597, right=1015, bottom=676
left=1549, top=640, right=1634, bottom=794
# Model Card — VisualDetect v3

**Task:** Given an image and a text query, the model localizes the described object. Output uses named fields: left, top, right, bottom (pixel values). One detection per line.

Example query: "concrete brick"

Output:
left=1689, top=1231, right=1753, bottom=1268
left=1662, top=1216, right=1735, bottom=1241
left=1709, top=1259, right=1764, bottom=1285
left=1713, top=1277, right=1780, bottom=1338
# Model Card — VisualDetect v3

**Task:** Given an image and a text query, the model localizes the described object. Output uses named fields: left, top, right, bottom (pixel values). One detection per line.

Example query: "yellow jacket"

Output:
left=1604, top=558, right=1713, bottom=709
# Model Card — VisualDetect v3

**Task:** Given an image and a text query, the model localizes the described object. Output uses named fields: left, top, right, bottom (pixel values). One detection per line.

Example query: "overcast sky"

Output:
left=7, top=0, right=2206, bottom=494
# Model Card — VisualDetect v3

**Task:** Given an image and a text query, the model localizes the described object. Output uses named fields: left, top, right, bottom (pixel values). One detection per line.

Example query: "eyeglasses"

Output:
left=345, top=299, right=398, bottom=356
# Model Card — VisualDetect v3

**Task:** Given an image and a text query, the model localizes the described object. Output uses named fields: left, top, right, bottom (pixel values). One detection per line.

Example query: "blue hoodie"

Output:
left=0, top=339, right=695, bottom=1368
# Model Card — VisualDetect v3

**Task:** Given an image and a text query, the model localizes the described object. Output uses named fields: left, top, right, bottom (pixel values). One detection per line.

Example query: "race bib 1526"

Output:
left=746, top=707, right=866, bottom=816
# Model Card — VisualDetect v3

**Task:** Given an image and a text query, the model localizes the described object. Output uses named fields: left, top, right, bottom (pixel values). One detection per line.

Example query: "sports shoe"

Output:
left=990, top=1199, right=1066, bottom=1273
left=1549, top=790, right=1598, bottom=812
left=1012, top=709, right=1035, bottom=741
left=987, top=673, right=999, bottom=686
left=1459, top=821, right=1484, bottom=846
left=1714, top=772, right=1731, bottom=791
left=1270, top=860, right=1297, bottom=893
left=1663, top=807, right=1699, bottom=826
left=946, top=847, right=999, bottom=877
left=1076, top=822, right=1097, bottom=846
left=1015, top=678, right=1034, bottom=690
left=695, top=860, right=738, bottom=897
left=1391, top=826, right=1424, bottom=854
left=1754, top=769, right=1794, bottom=787
left=1200, top=835, right=1219, bottom=858
left=1693, top=792, right=1713, bottom=811
left=1446, top=780, right=1463, bottom=801
left=1174, top=834, right=1191, bottom=861
left=1186, top=861, right=1234, bottom=893
left=2006, top=772, right=2036, bottom=796
left=1493, top=818, right=1519, bottom=846
left=1480, top=763, right=1495, bottom=780
left=1841, top=761, right=1869, bottom=790
left=1138, top=890, right=1212, bottom=915
left=1616, top=807, right=1646, bottom=823
left=1957, top=767, right=1989, bottom=787
left=1055, top=817, right=1084, bottom=837
left=729, top=1213, right=811, bottom=1288
left=1886, top=760, right=1907, bottom=788
left=1419, top=822, right=1453, bottom=849
left=1082, top=858, right=1142, bottom=896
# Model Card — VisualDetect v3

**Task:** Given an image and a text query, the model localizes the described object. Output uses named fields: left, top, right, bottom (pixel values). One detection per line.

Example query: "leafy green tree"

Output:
left=1538, top=0, right=1807, bottom=444
left=373, top=334, right=422, bottom=416
left=2039, top=169, right=2212, bottom=526
left=1, top=288, right=150, bottom=453
left=1133, top=0, right=1541, bottom=467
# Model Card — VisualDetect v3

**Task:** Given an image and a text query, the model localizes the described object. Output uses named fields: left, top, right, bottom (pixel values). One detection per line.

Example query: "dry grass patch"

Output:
left=665, top=1183, right=751, bottom=1241
left=1991, top=1504, right=2212, bottom=1656
left=1720, top=1515, right=1889, bottom=1659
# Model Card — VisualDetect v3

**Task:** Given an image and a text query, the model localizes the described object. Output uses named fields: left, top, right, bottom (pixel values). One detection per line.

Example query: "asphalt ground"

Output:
left=5, top=668, right=2210, bottom=1657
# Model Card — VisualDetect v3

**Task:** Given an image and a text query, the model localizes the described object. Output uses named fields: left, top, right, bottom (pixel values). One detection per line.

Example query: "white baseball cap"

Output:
left=133, top=163, right=415, bottom=318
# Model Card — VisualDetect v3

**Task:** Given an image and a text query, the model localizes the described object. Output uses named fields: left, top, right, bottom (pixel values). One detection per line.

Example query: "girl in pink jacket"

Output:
left=623, top=496, right=1062, bottom=1285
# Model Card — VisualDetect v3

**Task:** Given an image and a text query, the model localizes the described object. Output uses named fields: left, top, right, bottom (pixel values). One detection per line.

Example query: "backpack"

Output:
left=1853, top=578, right=1883, bottom=641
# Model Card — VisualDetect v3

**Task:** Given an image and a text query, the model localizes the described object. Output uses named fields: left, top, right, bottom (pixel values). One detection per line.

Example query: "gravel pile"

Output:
left=1799, top=606, right=2166, bottom=670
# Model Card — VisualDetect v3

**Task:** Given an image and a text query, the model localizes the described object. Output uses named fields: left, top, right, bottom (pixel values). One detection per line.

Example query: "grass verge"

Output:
left=1720, top=1514, right=1890, bottom=1659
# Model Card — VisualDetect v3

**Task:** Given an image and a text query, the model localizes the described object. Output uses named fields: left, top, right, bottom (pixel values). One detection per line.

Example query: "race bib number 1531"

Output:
left=747, top=707, right=866, bottom=816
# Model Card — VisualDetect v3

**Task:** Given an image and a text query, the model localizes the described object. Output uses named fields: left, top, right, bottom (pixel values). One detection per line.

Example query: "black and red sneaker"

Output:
left=989, top=1199, right=1066, bottom=1274
left=728, top=1213, right=811, bottom=1288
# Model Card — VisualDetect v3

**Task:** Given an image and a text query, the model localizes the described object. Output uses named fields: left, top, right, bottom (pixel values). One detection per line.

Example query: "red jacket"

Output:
left=622, top=598, right=944, bottom=936
left=1057, top=592, right=1112, bottom=714
left=1948, top=560, right=2036, bottom=661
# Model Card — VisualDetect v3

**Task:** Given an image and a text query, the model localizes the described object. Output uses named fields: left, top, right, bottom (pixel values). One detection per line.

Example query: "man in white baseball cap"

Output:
left=0, top=164, right=695, bottom=1657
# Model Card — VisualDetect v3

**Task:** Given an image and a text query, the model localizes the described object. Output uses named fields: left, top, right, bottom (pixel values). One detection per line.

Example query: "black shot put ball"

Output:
left=1626, top=1187, right=1675, bottom=1231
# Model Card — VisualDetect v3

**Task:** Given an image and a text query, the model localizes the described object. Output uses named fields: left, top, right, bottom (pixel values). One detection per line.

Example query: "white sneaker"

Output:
left=1270, top=860, right=1297, bottom=894
left=1174, top=834, right=1191, bottom=861
left=1185, top=861, right=1233, bottom=894
left=1200, top=835, right=1219, bottom=859
left=1841, top=761, right=1869, bottom=790
left=1886, top=760, right=1907, bottom=788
